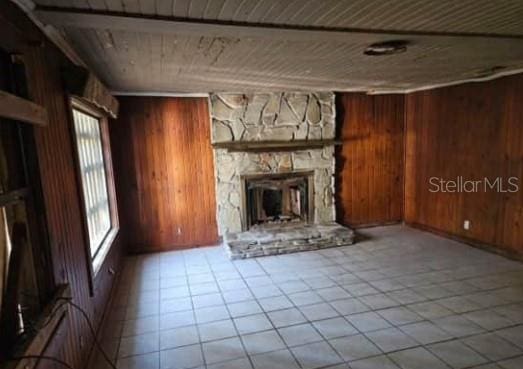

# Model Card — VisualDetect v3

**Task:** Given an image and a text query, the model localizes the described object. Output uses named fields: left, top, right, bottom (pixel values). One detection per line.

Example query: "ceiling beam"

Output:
left=34, top=7, right=523, bottom=43
left=9, top=0, right=87, bottom=66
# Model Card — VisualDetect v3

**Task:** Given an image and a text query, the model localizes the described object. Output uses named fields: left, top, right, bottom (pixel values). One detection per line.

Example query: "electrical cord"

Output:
left=25, top=301, right=70, bottom=335
left=57, top=298, right=118, bottom=369
left=1, top=297, right=118, bottom=369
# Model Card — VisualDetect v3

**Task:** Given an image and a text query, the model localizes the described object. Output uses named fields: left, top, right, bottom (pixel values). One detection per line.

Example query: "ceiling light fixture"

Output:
left=364, top=40, right=410, bottom=56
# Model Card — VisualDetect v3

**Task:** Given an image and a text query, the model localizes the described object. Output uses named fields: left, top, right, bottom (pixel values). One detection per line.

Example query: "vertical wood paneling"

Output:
left=0, top=3, right=123, bottom=368
left=335, top=93, right=405, bottom=227
left=405, top=74, right=523, bottom=256
left=111, top=97, right=219, bottom=253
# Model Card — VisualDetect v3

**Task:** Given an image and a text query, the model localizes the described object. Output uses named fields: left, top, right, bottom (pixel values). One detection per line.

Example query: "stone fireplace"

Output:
left=209, top=92, right=354, bottom=258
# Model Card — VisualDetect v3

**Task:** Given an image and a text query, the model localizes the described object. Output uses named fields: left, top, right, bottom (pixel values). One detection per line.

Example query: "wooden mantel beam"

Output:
left=212, top=139, right=341, bottom=153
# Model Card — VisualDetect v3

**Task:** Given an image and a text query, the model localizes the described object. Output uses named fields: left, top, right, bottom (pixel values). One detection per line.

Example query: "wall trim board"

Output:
left=0, top=90, right=48, bottom=126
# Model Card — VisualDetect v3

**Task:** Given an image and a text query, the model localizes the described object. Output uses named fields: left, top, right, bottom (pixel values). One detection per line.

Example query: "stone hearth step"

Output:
left=224, top=222, right=355, bottom=259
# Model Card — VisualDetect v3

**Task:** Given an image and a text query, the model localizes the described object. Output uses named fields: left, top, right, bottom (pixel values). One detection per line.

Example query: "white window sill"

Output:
left=92, top=227, right=119, bottom=277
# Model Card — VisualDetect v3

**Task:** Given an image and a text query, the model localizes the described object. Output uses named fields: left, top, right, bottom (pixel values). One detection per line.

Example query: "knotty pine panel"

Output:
left=335, top=93, right=405, bottom=227
left=405, top=74, right=523, bottom=256
left=111, top=97, right=219, bottom=252
left=1, top=3, right=123, bottom=369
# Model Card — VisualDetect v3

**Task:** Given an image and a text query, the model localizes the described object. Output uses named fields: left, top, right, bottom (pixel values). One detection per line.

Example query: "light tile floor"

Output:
left=92, top=225, right=523, bottom=369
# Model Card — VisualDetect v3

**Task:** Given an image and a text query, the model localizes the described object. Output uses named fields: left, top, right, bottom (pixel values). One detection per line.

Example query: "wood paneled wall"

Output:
left=335, top=93, right=405, bottom=227
left=1, top=3, right=122, bottom=369
left=405, top=75, right=523, bottom=256
left=111, top=97, right=218, bottom=253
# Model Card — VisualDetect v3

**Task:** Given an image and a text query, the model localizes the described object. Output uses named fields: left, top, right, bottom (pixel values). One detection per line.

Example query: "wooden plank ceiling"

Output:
left=30, top=0, right=523, bottom=93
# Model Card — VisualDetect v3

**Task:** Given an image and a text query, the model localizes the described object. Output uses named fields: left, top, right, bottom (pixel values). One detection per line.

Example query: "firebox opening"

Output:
left=262, top=189, right=283, bottom=218
left=243, top=172, right=314, bottom=230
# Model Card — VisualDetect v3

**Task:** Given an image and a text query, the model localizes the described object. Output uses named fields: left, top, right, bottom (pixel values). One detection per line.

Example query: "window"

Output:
left=71, top=101, right=118, bottom=273
left=72, top=109, right=111, bottom=256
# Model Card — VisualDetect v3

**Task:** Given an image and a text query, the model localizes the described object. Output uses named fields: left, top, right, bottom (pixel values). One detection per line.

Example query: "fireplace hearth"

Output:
left=225, top=222, right=355, bottom=259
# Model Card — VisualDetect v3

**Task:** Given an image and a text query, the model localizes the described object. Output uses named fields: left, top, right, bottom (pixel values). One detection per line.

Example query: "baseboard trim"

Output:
left=129, top=239, right=223, bottom=255
left=347, top=220, right=403, bottom=229
left=406, top=222, right=523, bottom=263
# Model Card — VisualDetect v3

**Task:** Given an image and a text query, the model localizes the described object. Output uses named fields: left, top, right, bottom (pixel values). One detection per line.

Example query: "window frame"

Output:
left=0, top=119, right=66, bottom=362
left=0, top=48, right=59, bottom=359
left=68, top=98, right=119, bottom=285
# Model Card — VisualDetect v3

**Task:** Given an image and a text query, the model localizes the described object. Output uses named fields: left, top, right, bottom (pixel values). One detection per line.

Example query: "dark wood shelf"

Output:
left=212, top=139, right=341, bottom=152
left=0, top=90, right=48, bottom=126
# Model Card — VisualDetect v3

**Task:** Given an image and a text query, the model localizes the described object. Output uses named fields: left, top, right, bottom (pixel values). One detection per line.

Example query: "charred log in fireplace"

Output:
left=241, top=172, right=314, bottom=230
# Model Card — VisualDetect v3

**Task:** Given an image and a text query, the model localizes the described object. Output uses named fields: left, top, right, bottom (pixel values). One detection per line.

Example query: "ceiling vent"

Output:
left=364, top=40, right=410, bottom=56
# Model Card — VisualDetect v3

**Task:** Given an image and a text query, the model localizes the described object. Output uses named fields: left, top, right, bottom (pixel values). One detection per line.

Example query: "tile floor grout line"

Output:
left=184, top=253, right=206, bottom=369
